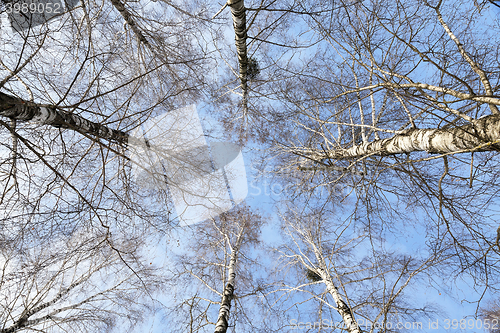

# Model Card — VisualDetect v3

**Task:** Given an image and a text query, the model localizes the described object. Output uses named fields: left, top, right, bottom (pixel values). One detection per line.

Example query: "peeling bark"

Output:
left=309, top=114, right=500, bottom=161
left=227, top=0, right=249, bottom=112
left=0, top=92, right=131, bottom=145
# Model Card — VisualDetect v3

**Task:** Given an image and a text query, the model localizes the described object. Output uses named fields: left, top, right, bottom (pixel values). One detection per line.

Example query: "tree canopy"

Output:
left=1, top=0, right=500, bottom=332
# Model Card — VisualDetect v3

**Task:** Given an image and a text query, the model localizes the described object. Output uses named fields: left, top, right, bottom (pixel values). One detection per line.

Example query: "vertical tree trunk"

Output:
left=227, top=0, right=249, bottom=112
left=214, top=228, right=245, bottom=333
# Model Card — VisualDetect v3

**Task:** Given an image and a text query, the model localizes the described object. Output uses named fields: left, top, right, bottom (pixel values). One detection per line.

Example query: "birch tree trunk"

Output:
left=166, top=207, right=264, bottom=332
left=227, top=0, right=249, bottom=112
left=307, top=114, right=500, bottom=161
left=310, top=243, right=362, bottom=333
left=109, top=0, right=151, bottom=49
left=0, top=92, right=131, bottom=145
left=1, top=280, right=84, bottom=333
left=214, top=227, right=245, bottom=333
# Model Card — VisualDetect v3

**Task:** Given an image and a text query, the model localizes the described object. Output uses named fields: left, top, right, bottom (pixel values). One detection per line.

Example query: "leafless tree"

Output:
left=4, top=0, right=500, bottom=330
left=0, top=229, right=164, bottom=332
left=0, top=0, right=218, bottom=330
left=164, top=205, right=269, bottom=333
left=262, top=204, right=446, bottom=333
left=239, top=0, right=500, bottom=308
left=0, top=3, right=211, bottom=253
left=198, top=0, right=500, bottom=327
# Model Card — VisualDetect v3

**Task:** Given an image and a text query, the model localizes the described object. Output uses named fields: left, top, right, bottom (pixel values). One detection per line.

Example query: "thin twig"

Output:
left=213, top=2, right=228, bottom=19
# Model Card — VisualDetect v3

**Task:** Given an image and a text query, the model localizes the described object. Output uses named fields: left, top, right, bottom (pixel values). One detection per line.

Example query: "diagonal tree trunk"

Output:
left=227, top=0, right=249, bottom=113
left=108, top=0, right=187, bottom=86
left=109, top=0, right=151, bottom=48
left=1, top=280, right=84, bottom=333
left=214, top=226, right=245, bottom=333
left=317, top=270, right=362, bottom=333
left=307, top=114, right=500, bottom=161
left=310, top=243, right=362, bottom=333
left=0, top=92, right=135, bottom=146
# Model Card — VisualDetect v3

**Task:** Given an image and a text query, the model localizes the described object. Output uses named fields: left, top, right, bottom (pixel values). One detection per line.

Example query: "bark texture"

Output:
left=227, top=0, right=249, bottom=111
left=109, top=0, right=152, bottom=50
left=311, top=245, right=362, bottom=333
left=1, top=280, right=83, bottom=333
left=309, top=114, right=500, bottom=161
left=214, top=279, right=235, bottom=333
left=214, top=229, right=244, bottom=333
left=0, top=92, right=130, bottom=145
left=318, top=270, right=362, bottom=333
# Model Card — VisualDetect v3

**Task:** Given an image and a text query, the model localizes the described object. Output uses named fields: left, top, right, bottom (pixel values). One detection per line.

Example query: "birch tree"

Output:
left=0, top=0, right=213, bottom=234
left=4, top=0, right=500, bottom=329
left=213, top=0, right=249, bottom=115
left=245, top=0, right=500, bottom=297
left=0, top=0, right=220, bottom=330
left=267, top=205, right=447, bottom=333
left=0, top=229, right=163, bottom=332
left=164, top=205, right=268, bottom=333
left=263, top=0, right=500, bottom=161
left=209, top=0, right=306, bottom=141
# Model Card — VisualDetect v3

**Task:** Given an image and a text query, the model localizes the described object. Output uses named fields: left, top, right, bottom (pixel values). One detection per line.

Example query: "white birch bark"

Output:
left=109, top=0, right=154, bottom=52
left=227, top=0, right=249, bottom=112
left=0, top=92, right=132, bottom=145
left=310, top=244, right=362, bottom=333
left=308, top=114, right=500, bottom=161
left=214, top=227, right=245, bottom=333
left=1, top=280, right=84, bottom=333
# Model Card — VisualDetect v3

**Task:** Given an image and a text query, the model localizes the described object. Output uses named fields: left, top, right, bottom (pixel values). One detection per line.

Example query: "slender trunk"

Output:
left=109, top=0, right=152, bottom=51
left=309, top=114, right=500, bottom=161
left=213, top=259, right=236, bottom=333
left=214, top=228, right=244, bottom=333
left=109, top=0, right=185, bottom=89
left=1, top=280, right=83, bottom=333
left=317, top=269, right=362, bottom=333
left=0, top=92, right=131, bottom=145
left=10, top=118, right=17, bottom=180
left=311, top=245, right=362, bottom=333
left=227, top=0, right=248, bottom=112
